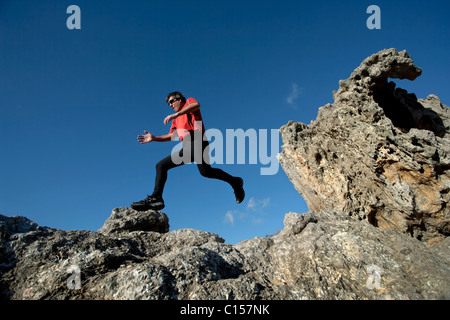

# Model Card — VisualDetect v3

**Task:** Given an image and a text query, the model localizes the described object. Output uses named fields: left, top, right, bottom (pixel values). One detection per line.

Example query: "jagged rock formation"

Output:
left=279, top=48, right=450, bottom=244
left=1, top=208, right=449, bottom=300
left=1, top=48, right=449, bottom=300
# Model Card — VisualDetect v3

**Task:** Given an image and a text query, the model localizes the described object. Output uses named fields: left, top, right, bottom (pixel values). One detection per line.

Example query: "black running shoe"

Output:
left=233, top=177, right=245, bottom=204
left=131, top=195, right=165, bottom=211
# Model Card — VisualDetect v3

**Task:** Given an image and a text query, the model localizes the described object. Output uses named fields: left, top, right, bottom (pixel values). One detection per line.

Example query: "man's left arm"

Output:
left=163, top=101, right=200, bottom=125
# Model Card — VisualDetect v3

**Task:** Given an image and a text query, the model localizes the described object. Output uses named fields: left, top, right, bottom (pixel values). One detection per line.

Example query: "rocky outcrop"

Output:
left=279, top=48, right=450, bottom=244
left=1, top=48, right=449, bottom=300
left=98, top=207, right=170, bottom=234
left=1, top=208, right=449, bottom=300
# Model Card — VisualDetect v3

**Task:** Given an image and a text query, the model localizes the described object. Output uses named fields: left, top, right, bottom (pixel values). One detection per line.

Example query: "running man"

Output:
left=131, top=91, right=245, bottom=211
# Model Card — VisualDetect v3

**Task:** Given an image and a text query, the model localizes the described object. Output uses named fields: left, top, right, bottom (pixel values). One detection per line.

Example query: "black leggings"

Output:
left=152, top=133, right=236, bottom=198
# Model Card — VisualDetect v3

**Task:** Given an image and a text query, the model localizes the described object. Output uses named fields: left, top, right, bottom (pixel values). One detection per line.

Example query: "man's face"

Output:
left=168, top=96, right=182, bottom=112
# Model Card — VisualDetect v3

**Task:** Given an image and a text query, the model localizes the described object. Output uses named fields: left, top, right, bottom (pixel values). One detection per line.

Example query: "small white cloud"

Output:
left=224, top=211, right=235, bottom=225
left=247, top=198, right=257, bottom=210
left=261, top=198, right=270, bottom=209
left=252, top=218, right=264, bottom=225
left=286, top=83, right=302, bottom=106
left=247, top=197, right=270, bottom=211
left=225, top=198, right=271, bottom=227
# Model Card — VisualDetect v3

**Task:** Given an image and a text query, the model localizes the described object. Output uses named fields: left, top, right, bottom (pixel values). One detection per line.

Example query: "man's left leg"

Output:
left=196, top=139, right=245, bottom=204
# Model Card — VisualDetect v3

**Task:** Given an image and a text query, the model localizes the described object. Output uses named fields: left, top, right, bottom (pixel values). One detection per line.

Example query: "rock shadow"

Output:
left=372, top=80, right=447, bottom=138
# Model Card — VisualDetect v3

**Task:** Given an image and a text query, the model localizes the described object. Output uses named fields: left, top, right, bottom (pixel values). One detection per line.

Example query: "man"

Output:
left=131, top=91, right=245, bottom=211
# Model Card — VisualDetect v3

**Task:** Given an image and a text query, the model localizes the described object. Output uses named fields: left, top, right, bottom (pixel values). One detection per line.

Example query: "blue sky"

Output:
left=1, top=0, right=449, bottom=244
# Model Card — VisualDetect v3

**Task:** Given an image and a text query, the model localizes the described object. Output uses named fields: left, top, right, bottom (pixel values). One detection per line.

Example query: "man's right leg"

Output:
left=131, top=150, right=184, bottom=211
left=152, top=151, right=184, bottom=198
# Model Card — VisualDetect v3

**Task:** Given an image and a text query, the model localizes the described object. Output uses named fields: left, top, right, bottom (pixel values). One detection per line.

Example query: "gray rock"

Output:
left=1, top=207, right=448, bottom=300
left=0, top=214, right=38, bottom=239
left=98, top=208, right=169, bottom=234
left=279, top=48, right=450, bottom=244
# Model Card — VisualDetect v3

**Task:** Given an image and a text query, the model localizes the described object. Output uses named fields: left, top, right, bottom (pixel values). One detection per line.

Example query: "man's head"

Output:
left=166, top=91, right=186, bottom=112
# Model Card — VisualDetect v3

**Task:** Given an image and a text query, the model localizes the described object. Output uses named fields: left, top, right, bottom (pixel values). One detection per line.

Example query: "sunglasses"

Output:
left=168, top=98, right=180, bottom=105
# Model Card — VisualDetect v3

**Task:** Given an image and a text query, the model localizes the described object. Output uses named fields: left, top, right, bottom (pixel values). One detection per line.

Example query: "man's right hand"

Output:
left=137, top=130, right=153, bottom=144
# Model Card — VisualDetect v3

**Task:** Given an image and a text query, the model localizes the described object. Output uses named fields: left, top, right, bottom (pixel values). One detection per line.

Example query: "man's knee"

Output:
left=198, top=165, right=214, bottom=178
left=156, top=159, right=169, bottom=171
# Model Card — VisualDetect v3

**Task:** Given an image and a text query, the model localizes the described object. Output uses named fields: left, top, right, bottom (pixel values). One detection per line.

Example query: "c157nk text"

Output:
left=180, top=303, right=270, bottom=317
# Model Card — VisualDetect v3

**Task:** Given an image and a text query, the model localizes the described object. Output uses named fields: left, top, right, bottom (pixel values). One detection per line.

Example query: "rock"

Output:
left=98, top=208, right=170, bottom=235
left=263, top=210, right=450, bottom=299
left=1, top=207, right=448, bottom=300
left=0, top=214, right=38, bottom=239
left=279, top=48, right=450, bottom=244
left=0, top=209, right=232, bottom=300
left=277, top=211, right=318, bottom=237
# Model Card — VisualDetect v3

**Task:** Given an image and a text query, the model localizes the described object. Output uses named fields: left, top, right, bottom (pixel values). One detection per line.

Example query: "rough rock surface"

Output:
left=1, top=209, right=449, bottom=300
left=1, top=49, right=449, bottom=300
left=279, top=48, right=450, bottom=244
left=98, top=207, right=170, bottom=234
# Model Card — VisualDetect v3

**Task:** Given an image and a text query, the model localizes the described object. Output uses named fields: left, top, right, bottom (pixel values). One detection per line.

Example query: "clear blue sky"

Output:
left=1, top=0, right=449, bottom=244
